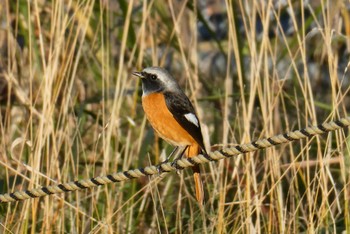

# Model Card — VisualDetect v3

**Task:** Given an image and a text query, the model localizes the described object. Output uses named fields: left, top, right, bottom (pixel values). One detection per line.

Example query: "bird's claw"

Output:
left=157, top=159, right=169, bottom=174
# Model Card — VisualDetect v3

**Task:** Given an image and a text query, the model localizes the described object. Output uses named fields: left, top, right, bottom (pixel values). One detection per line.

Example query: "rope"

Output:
left=1, top=116, right=349, bottom=203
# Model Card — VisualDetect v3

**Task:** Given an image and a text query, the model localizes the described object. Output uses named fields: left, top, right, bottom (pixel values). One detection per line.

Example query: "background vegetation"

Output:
left=0, top=0, right=349, bottom=233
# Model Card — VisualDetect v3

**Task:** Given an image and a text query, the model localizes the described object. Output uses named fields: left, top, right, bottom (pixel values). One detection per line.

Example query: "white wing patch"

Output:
left=184, top=113, right=199, bottom=127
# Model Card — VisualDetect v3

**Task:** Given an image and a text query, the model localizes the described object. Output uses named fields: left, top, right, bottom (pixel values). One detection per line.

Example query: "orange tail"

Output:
left=187, top=144, right=204, bottom=205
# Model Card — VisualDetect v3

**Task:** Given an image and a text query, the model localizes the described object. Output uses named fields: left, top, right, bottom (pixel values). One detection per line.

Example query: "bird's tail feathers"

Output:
left=187, top=144, right=205, bottom=205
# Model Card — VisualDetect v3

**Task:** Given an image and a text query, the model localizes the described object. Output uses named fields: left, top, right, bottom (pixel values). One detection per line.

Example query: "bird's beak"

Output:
left=132, top=71, right=144, bottom=78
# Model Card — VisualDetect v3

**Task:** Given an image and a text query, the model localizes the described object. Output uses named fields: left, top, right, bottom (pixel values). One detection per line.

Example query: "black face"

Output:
left=139, top=71, right=164, bottom=94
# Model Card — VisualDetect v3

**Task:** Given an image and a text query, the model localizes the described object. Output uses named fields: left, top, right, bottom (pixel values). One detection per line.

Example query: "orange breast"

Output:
left=142, top=93, right=196, bottom=146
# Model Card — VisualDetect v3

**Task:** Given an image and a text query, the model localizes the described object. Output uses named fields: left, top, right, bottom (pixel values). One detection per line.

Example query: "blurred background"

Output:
left=0, top=0, right=349, bottom=233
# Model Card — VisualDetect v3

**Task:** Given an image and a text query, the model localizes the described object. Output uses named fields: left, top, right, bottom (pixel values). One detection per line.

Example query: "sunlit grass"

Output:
left=0, top=0, right=349, bottom=233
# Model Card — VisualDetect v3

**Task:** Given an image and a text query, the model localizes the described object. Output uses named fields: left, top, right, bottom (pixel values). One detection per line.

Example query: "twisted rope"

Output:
left=1, top=116, right=349, bottom=203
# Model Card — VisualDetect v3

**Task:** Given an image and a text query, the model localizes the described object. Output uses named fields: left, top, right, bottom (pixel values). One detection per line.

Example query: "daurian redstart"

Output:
left=133, top=67, right=206, bottom=204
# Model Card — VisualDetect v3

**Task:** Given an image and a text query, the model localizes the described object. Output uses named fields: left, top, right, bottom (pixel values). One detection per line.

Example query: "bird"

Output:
left=133, top=67, right=206, bottom=205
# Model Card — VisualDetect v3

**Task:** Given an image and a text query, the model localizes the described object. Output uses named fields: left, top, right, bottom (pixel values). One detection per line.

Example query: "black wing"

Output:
left=164, top=91, right=206, bottom=152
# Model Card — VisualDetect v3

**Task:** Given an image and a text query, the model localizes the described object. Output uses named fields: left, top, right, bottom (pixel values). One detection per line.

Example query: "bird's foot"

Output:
left=157, top=159, right=170, bottom=174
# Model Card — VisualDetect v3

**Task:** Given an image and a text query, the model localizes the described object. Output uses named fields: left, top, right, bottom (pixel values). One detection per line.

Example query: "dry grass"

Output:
left=0, top=0, right=350, bottom=233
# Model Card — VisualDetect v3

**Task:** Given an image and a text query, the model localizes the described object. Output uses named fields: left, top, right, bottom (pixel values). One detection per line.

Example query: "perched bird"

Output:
left=133, top=67, right=206, bottom=205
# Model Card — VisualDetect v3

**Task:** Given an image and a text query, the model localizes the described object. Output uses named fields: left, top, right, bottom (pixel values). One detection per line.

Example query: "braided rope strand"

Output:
left=1, top=116, right=349, bottom=203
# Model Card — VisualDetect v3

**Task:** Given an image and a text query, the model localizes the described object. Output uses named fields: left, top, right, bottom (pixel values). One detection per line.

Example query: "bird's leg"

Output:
left=167, top=146, right=179, bottom=161
left=157, top=146, right=179, bottom=173
left=157, top=146, right=188, bottom=174
left=173, top=146, right=187, bottom=161
left=171, top=146, right=188, bottom=174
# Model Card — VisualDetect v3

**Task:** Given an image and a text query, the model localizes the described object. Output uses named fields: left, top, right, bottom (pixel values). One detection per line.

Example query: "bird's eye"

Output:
left=151, top=75, right=157, bottom=80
